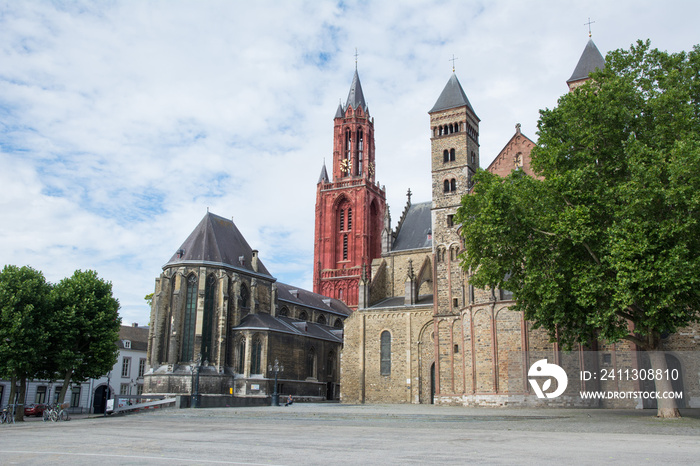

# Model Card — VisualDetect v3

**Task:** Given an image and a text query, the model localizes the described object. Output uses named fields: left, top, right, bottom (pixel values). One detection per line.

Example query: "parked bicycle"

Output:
left=42, top=402, right=71, bottom=422
left=1, top=405, right=17, bottom=425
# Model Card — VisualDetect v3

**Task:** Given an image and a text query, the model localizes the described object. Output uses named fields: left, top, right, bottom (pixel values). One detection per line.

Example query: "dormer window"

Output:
left=123, top=340, right=131, bottom=349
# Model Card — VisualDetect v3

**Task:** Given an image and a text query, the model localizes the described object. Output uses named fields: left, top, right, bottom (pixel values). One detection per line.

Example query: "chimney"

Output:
left=251, top=250, right=259, bottom=272
left=132, top=323, right=138, bottom=327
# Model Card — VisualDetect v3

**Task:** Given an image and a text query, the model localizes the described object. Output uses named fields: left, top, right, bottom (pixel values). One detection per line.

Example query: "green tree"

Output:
left=0, top=265, right=53, bottom=422
left=455, top=41, right=700, bottom=418
left=50, top=270, right=121, bottom=405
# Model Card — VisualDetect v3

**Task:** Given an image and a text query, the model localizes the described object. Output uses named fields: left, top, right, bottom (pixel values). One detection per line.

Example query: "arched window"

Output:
left=236, top=337, right=246, bottom=374
left=181, top=274, right=197, bottom=362
left=450, top=178, right=457, bottom=192
left=347, top=208, right=352, bottom=230
left=357, top=129, right=363, bottom=175
left=471, top=151, right=476, bottom=165
left=380, top=331, right=391, bottom=375
left=334, top=319, right=343, bottom=329
left=307, top=347, right=317, bottom=379
left=327, top=350, right=336, bottom=378
left=449, top=123, right=454, bottom=133
left=299, top=311, right=308, bottom=321
left=443, top=150, right=449, bottom=163
left=450, top=148, right=456, bottom=161
left=345, top=130, right=352, bottom=165
left=239, top=284, right=249, bottom=309
left=201, top=274, right=216, bottom=362
left=279, top=306, right=289, bottom=317
left=443, top=180, right=450, bottom=193
left=251, top=336, right=262, bottom=375
left=343, top=234, right=348, bottom=260
left=340, top=209, right=345, bottom=231
left=317, top=315, right=326, bottom=325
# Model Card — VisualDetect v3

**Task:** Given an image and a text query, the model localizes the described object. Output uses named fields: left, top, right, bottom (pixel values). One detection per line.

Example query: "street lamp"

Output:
left=191, top=353, right=202, bottom=409
left=268, top=358, right=284, bottom=406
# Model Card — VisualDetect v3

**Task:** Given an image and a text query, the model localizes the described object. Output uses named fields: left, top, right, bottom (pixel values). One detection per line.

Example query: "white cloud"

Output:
left=1, top=0, right=698, bottom=324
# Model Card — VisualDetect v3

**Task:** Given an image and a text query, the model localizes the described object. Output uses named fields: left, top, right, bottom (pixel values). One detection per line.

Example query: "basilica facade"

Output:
left=333, top=39, right=700, bottom=408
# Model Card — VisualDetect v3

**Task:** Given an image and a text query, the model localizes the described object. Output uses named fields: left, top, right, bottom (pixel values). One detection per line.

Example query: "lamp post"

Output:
left=268, top=358, right=284, bottom=406
left=191, top=353, right=202, bottom=409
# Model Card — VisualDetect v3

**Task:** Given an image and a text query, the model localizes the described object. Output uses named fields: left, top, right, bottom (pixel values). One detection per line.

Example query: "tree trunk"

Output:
left=8, top=377, right=16, bottom=409
left=648, top=351, right=681, bottom=419
left=16, top=377, right=26, bottom=422
left=57, top=369, right=73, bottom=406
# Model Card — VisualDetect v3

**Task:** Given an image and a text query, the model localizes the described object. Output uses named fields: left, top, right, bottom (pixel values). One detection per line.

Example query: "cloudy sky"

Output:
left=1, top=0, right=698, bottom=326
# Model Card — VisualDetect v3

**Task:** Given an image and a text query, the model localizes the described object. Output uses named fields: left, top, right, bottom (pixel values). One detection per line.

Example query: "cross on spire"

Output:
left=449, top=54, right=458, bottom=72
left=354, top=48, right=359, bottom=69
left=584, top=17, right=595, bottom=38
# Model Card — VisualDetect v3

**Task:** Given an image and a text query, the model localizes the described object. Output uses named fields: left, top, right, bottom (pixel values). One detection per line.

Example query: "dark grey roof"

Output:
left=567, top=39, right=605, bottom=83
left=118, top=325, right=149, bottom=351
left=318, top=162, right=329, bottom=184
left=392, top=202, right=432, bottom=251
left=430, top=73, right=477, bottom=116
left=276, top=282, right=352, bottom=317
left=165, top=212, right=272, bottom=277
left=345, top=69, right=367, bottom=111
left=368, top=294, right=433, bottom=309
left=334, top=102, right=344, bottom=119
left=233, top=313, right=343, bottom=343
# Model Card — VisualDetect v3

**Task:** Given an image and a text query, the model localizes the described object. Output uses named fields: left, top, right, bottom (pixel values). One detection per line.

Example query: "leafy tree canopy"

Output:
left=0, top=265, right=53, bottom=380
left=50, top=269, right=122, bottom=386
left=455, top=40, right=700, bottom=352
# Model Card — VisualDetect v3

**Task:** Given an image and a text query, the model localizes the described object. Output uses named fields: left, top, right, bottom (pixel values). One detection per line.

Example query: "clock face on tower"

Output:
left=340, top=158, right=352, bottom=174
left=368, top=161, right=375, bottom=175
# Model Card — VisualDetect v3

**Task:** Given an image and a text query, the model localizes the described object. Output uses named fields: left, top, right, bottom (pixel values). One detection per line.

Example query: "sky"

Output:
left=1, top=0, right=698, bottom=326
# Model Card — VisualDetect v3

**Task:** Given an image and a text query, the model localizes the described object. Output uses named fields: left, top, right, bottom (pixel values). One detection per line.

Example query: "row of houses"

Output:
left=0, top=324, right=148, bottom=414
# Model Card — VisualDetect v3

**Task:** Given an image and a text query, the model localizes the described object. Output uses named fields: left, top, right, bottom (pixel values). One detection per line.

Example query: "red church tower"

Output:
left=313, top=69, right=386, bottom=309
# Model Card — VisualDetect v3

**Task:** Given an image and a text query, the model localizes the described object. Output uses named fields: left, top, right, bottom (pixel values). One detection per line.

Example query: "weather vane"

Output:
left=355, top=48, right=359, bottom=69
left=585, top=17, right=595, bottom=38
left=449, top=54, right=458, bottom=73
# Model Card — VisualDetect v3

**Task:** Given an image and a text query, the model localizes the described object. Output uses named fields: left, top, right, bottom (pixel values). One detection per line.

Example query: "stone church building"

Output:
left=144, top=38, right=699, bottom=408
left=144, top=212, right=351, bottom=405
left=335, top=39, right=700, bottom=408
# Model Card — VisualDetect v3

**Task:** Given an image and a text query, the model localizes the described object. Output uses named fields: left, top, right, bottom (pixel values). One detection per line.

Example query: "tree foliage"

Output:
left=50, top=270, right=121, bottom=403
left=0, top=265, right=53, bottom=421
left=456, top=40, right=700, bottom=352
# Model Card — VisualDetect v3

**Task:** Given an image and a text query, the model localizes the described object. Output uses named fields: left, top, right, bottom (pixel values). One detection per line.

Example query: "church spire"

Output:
left=345, top=69, right=368, bottom=112
left=567, top=38, right=605, bottom=89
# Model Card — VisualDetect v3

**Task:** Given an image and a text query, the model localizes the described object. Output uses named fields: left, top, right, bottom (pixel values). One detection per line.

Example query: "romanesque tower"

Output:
left=313, top=69, right=387, bottom=309
left=429, top=73, right=479, bottom=317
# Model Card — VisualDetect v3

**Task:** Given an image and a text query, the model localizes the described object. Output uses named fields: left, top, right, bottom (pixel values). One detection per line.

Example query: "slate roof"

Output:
left=345, top=69, right=368, bottom=111
left=118, top=325, right=149, bottom=351
left=429, top=73, right=477, bottom=116
left=567, top=39, right=605, bottom=84
left=277, top=282, right=352, bottom=317
left=318, top=162, right=330, bottom=184
left=233, top=312, right=344, bottom=343
left=165, top=212, right=272, bottom=277
left=368, top=294, right=434, bottom=309
left=392, top=202, right=432, bottom=251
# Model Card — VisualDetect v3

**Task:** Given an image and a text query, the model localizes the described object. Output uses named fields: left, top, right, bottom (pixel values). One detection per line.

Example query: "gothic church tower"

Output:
left=429, top=74, right=479, bottom=316
left=313, top=70, right=387, bottom=309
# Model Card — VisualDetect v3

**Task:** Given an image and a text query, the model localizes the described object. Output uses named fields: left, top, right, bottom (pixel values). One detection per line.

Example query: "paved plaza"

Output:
left=1, top=403, right=699, bottom=464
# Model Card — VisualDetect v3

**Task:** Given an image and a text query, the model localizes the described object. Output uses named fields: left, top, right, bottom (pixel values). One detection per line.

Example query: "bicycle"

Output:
left=1, top=405, right=16, bottom=425
left=42, top=404, right=56, bottom=422
left=44, top=402, right=71, bottom=422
